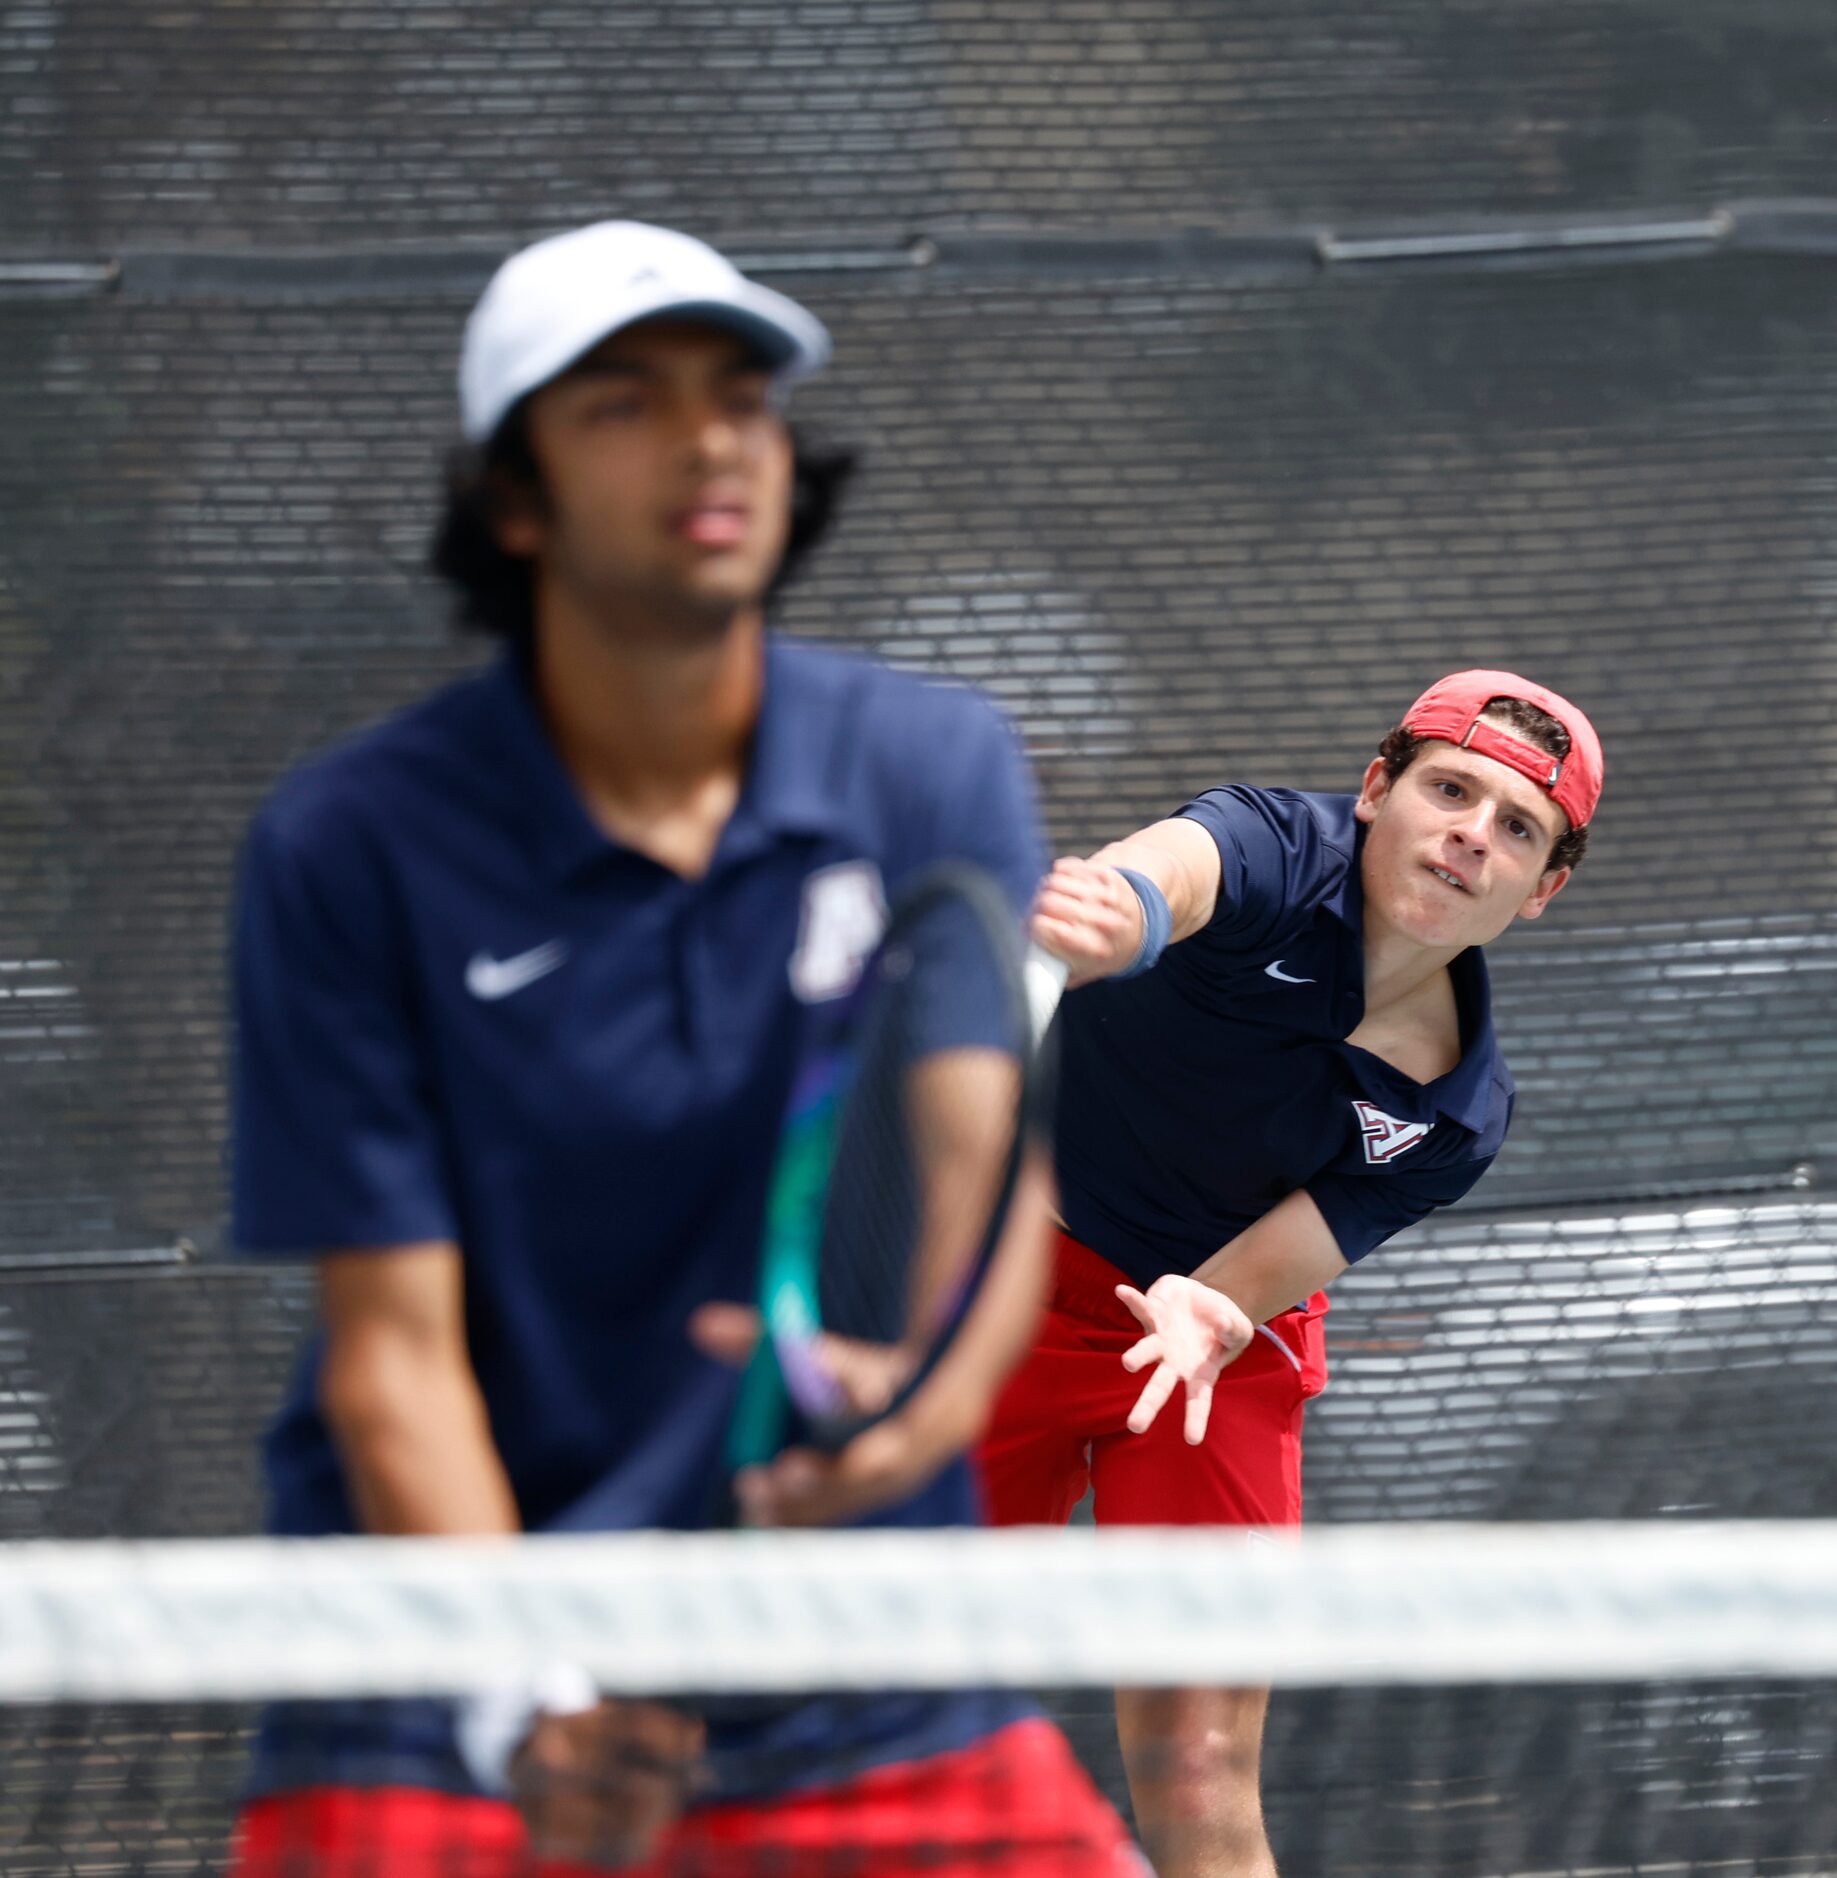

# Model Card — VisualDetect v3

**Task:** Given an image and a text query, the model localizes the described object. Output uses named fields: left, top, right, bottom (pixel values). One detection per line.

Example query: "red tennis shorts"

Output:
left=226, top=1716, right=1143, bottom=1878
left=978, top=1231, right=1328, bottom=1529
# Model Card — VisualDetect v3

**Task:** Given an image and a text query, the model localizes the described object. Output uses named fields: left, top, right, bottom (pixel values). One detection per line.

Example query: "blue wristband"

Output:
left=1114, top=868, right=1172, bottom=978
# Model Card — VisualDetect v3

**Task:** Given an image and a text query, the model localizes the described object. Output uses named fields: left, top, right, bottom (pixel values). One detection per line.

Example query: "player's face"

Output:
left=1354, top=740, right=1572, bottom=949
left=503, top=319, right=794, bottom=631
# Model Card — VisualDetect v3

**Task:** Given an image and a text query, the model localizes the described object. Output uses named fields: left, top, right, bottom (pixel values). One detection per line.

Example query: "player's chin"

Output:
left=1389, top=888, right=1489, bottom=950
left=677, top=558, right=775, bottom=610
left=661, top=531, right=778, bottom=593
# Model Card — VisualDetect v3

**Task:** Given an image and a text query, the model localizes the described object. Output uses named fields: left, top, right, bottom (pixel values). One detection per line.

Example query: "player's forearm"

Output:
left=901, top=1148, right=1053, bottom=1451
left=905, top=1046, right=1025, bottom=1339
left=1187, top=1189, right=1349, bottom=1325
left=320, top=1344, right=521, bottom=1535
left=1087, top=821, right=1220, bottom=946
left=1032, top=819, right=1223, bottom=987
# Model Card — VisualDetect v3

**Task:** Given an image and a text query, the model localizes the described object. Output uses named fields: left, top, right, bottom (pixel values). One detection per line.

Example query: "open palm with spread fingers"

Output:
left=1117, top=1275, right=1256, bottom=1445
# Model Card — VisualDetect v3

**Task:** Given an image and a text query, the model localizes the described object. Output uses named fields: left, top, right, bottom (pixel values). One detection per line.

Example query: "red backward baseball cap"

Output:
left=1403, top=669, right=1604, bottom=830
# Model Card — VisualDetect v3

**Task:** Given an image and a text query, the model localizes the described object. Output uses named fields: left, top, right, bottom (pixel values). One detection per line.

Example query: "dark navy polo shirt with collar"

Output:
left=1054, top=785, right=1513, bottom=1288
left=230, top=635, right=1044, bottom=1801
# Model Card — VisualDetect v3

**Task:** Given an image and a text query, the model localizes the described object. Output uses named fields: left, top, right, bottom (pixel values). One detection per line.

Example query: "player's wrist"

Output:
left=1112, top=868, right=1172, bottom=978
left=456, top=1662, right=599, bottom=1795
left=876, top=1374, right=982, bottom=1477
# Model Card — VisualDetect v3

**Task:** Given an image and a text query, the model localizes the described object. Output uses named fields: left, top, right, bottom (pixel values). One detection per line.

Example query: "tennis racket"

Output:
left=724, top=861, right=1066, bottom=1478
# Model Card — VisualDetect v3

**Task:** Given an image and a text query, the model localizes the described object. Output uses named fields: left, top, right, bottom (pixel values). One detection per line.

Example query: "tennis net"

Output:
left=5, top=1523, right=1837, bottom=1876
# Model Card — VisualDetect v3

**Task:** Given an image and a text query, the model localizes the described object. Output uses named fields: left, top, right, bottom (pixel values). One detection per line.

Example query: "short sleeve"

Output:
left=1176, top=787, right=1319, bottom=955
left=1305, top=1155, right=1494, bottom=1265
left=231, top=799, right=458, bottom=1255
left=931, top=697, right=1048, bottom=920
left=901, top=696, right=1048, bottom=1057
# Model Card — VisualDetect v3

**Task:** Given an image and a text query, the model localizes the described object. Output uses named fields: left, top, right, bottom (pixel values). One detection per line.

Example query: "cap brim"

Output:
left=468, top=283, right=830, bottom=444
left=633, top=296, right=822, bottom=376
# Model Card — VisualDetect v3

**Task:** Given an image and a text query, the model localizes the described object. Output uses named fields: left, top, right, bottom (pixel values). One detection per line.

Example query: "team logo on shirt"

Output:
left=1353, top=1099, right=1433, bottom=1164
left=788, top=861, right=887, bottom=1003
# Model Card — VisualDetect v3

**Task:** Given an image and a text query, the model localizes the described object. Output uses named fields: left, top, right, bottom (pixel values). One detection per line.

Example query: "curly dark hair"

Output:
left=1378, top=696, right=1589, bottom=873
left=429, top=403, right=856, bottom=641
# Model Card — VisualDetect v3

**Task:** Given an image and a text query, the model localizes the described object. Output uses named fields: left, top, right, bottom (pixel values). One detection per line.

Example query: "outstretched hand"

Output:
left=1115, top=1275, right=1255, bottom=1445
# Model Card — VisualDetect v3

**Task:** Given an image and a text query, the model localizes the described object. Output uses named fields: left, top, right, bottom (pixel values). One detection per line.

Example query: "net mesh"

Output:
left=6, top=1206, right=1837, bottom=1873
left=10, top=1684, right=1837, bottom=1875
left=3, top=1526, right=1837, bottom=1875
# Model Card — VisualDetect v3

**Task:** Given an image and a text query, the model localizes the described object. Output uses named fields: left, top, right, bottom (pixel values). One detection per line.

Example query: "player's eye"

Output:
left=726, top=377, right=772, bottom=409
left=1507, top=818, right=1532, bottom=841
left=580, top=390, right=647, bottom=421
left=1436, top=781, right=1464, bottom=801
left=721, top=384, right=776, bottom=424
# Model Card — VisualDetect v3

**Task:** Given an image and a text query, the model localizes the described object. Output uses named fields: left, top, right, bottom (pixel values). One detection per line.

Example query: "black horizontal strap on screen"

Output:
left=0, top=259, right=121, bottom=297
left=10, top=200, right=1837, bottom=304
left=0, top=1242, right=196, bottom=1281
left=1316, top=211, right=1733, bottom=265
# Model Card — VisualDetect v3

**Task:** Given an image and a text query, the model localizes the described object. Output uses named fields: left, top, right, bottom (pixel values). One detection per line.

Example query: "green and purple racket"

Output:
left=725, top=862, right=1066, bottom=1475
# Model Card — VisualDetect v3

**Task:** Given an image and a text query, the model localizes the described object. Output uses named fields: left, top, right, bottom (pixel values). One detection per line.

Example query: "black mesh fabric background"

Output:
left=8, top=257, right=1837, bottom=1247
left=6, top=2, right=1837, bottom=1874
left=6, top=1, right=1837, bottom=1250
left=8, top=2, right=1837, bottom=249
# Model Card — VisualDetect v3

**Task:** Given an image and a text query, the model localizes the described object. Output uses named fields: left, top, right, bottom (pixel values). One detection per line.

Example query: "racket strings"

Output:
left=798, top=893, right=1033, bottom=1425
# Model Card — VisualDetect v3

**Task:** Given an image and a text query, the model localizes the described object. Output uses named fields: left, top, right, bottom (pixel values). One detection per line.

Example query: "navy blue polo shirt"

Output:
left=231, top=636, right=1044, bottom=1800
left=1055, top=786, right=1513, bottom=1287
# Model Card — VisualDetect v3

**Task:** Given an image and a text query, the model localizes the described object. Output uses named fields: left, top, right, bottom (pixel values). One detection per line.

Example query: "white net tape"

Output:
left=2, top=1522, right=1835, bottom=1703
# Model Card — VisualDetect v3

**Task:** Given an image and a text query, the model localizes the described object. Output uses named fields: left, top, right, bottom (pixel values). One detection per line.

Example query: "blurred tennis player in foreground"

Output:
left=983, top=673, right=1603, bottom=1876
left=227, top=220, right=1136, bottom=1876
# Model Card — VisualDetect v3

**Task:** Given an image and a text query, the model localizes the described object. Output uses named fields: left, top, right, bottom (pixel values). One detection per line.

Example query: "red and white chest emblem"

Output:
left=1353, top=1099, right=1433, bottom=1164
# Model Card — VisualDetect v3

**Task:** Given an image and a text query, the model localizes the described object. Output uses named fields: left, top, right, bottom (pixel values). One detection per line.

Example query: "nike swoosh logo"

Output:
left=1263, top=959, right=1315, bottom=984
left=466, top=940, right=568, bottom=1001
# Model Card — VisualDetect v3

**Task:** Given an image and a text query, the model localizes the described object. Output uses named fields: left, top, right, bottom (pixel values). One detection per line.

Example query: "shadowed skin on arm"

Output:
left=317, top=1245, right=520, bottom=1537
left=315, top=1245, right=703, bottom=1865
left=902, top=1047, right=1025, bottom=1356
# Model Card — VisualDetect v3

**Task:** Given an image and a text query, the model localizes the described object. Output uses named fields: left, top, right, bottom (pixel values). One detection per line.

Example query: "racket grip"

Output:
left=1023, top=945, right=1070, bottom=1045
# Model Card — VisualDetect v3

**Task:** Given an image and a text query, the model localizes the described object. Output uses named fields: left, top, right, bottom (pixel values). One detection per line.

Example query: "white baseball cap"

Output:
left=458, top=221, right=832, bottom=443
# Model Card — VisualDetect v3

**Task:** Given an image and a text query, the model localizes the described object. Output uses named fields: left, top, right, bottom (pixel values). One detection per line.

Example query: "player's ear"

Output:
left=1353, top=757, right=1391, bottom=826
left=1516, top=864, right=1572, bottom=921
left=484, top=406, right=550, bottom=559
left=490, top=474, right=546, bottom=558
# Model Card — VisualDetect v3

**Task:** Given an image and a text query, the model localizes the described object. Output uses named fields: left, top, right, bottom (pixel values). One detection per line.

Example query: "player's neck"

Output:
left=1358, top=912, right=1464, bottom=1019
left=529, top=600, right=765, bottom=875
left=1351, top=916, right=1466, bottom=1083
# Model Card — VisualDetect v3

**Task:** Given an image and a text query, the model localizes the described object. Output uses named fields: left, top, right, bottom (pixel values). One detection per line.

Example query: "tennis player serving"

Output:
left=980, top=672, right=1604, bottom=1878
left=227, top=220, right=1134, bottom=1877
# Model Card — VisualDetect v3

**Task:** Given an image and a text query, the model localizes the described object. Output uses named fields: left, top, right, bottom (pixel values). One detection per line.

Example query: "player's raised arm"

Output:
left=1030, top=815, right=1223, bottom=987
